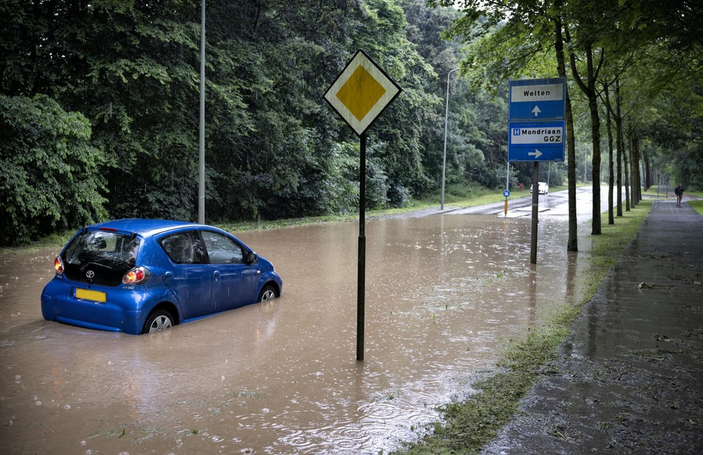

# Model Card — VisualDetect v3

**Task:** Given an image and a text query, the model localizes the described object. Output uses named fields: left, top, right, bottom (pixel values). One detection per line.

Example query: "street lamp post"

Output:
left=198, top=0, right=206, bottom=224
left=441, top=68, right=459, bottom=210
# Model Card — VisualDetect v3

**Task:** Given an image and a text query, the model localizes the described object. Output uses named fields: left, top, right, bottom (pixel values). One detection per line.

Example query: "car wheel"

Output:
left=258, top=284, right=277, bottom=302
left=143, top=309, right=174, bottom=334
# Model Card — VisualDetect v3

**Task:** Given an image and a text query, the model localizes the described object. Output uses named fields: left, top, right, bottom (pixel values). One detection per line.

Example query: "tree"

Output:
left=355, top=0, right=441, bottom=205
left=1, top=0, right=699, bottom=245
left=433, top=0, right=582, bottom=250
left=565, top=1, right=608, bottom=235
left=0, top=95, right=108, bottom=246
left=601, top=81, right=615, bottom=225
left=552, top=0, right=579, bottom=251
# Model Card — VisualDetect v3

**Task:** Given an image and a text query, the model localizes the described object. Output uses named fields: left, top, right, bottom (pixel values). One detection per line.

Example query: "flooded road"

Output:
left=0, top=200, right=598, bottom=454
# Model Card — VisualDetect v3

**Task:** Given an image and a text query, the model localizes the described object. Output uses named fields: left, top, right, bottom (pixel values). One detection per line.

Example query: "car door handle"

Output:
left=164, top=271, right=173, bottom=280
left=213, top=270, right=221, bottom=278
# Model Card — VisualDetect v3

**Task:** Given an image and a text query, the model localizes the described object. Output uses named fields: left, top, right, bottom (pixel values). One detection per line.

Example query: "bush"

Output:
left=0, top=95, right=108, bottom=246
left=387, top=184, right=411, bottom=208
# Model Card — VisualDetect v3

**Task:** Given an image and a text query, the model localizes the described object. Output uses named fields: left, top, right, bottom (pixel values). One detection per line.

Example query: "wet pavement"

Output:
left=482, top=200, right=703, bottom=454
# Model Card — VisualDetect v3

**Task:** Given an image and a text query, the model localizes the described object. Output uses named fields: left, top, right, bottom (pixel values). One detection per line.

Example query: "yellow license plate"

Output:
left=76, top=288, right=106, bottom=303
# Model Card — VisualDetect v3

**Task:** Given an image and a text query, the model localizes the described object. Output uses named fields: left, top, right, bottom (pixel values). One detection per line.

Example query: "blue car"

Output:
left=41, top=219, right=283, bottom=334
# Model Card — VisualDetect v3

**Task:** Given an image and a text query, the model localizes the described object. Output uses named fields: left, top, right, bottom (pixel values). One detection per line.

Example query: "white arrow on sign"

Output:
left=531, top=105, right=541, bottom=116
left=529, top=149, right=543, bottom=158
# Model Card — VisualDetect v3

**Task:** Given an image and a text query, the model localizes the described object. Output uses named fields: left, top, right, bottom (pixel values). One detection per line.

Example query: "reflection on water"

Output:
left=0, top=214, right=590, bottom=454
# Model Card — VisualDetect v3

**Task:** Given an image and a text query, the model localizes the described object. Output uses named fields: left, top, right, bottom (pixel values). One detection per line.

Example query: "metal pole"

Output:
left=357, top=132, right=367, bottom=361
left=505, top=161, right=510, bottom=192
left=198, top=0, right=206, bottom=224
left=441, top=68, right=459, bottom=210
left=530, top=162, right=539, bottom=264
left=504, top=161, right=510, bottom=217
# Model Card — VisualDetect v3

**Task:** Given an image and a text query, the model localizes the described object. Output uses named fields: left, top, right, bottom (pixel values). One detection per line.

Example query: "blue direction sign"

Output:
left=508, top=120, right=565, bottom=162
left=509, top=78, right=566, bottom=121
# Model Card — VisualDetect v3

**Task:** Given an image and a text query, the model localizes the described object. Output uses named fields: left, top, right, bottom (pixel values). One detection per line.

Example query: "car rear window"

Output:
left=63, top=230, right=140, bottom=286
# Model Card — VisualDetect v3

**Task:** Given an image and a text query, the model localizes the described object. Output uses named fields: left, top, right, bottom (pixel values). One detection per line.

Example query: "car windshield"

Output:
left=63, top=230, right=140, bottom=286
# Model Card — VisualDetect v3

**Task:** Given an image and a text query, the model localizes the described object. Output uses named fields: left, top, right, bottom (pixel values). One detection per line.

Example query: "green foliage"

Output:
left=204, top=0, right=369, bottom=220
left=640, top=82, right=703, bottom=190
left=360, top=0, right=442, bottom=200
left=0, top=95, right=108, bottom=246
left=0, top=0, right=514, bottom=241
left=0, top=0, right=699, bottom=244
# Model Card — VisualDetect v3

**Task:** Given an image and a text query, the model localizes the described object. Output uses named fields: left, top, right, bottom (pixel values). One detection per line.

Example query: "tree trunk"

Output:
left=570, top=43, right=602, bottom=235
left=632, top=132, right=642, bottom=203
left=604, top=84, right=615, bottom=225
left=615, top=79, right=624, bottom=216
left=624, top=137, right=631, bottom=212
left=590, top=94, right=602, bottom=235
left=554, top=6, right=578, bottom=251
left=633, top=133, right=638, bottom=205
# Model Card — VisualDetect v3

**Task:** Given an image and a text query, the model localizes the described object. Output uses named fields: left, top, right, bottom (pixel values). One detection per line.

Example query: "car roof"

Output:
left=88, top=219, right=207, bottom=238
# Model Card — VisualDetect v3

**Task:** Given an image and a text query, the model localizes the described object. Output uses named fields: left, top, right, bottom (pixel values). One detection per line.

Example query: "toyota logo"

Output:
left=86, top=270, right=95, bottom=279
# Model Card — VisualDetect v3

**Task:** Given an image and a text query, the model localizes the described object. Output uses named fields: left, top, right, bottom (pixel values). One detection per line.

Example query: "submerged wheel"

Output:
left=143, top=309, right=174, bottom=334
left=258, top=284, right=277, bottom=302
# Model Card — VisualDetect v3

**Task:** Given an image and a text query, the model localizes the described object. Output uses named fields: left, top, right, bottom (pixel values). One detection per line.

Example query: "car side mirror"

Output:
left=245, top=251, right=257, bottom=265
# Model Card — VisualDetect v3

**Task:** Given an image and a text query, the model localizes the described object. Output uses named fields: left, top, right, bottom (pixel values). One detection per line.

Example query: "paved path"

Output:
left=482, top=200, right=703, bottom=454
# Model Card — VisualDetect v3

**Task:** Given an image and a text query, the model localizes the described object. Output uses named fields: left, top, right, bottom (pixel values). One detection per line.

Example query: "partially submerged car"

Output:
left=41, top=219, right=282, bottom=334
left=530, top=182, right=549, bottom=195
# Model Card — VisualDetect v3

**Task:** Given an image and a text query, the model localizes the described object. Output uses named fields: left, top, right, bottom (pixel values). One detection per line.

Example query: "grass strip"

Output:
left=688, top=200, right=703, bottom=215
left=394, top=201, right=653, bottom=455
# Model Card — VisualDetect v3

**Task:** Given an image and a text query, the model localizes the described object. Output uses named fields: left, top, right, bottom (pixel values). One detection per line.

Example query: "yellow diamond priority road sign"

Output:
left=324, top=50, right=401, bottom=136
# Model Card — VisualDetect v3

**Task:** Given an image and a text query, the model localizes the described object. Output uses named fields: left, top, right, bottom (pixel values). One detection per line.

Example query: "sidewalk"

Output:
left=482, top=200, right=703, bottom=454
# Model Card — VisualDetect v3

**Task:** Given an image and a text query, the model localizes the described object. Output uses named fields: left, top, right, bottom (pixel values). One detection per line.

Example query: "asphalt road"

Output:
left=448, top=185, right=619, bottom=220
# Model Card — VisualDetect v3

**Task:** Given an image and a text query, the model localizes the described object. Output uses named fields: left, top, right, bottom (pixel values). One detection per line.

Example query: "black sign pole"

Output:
left=530, top=161, right=539, bottom=264
left=357, top=132, right=367, bottom=361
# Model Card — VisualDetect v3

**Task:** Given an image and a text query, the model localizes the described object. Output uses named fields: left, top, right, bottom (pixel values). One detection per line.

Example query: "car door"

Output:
left=157, top=230, right=212, bottom=320
left=200, top=230, right=259, bottom=312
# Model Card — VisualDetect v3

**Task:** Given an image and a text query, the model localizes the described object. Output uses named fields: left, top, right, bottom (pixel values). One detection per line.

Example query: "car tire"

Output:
left=258, top=284, right=277, bottom=302
left=143, top=309, right=174, bottom=334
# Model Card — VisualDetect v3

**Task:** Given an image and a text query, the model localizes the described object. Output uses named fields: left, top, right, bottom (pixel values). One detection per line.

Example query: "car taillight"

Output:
left=122, top=267, right=151, bottom=285
left=54, top=256, right=64, bottom=274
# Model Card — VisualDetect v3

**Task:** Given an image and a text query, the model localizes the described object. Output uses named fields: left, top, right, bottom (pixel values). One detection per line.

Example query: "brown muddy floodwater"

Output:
left=0, top=213, right=594, bottom=454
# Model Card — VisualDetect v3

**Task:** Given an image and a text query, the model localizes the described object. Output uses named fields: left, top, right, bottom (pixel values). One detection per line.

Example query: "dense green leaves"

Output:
left=1, top=0, right=699, bottom=246
left=0, top=95, right=108, bottom=245
left=2, top=0, right=469, bottom=243
left=439, top=0, right=702, bottom=210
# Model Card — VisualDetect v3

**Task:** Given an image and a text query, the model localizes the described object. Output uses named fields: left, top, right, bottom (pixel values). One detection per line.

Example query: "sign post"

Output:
left=324, top=50, right=401, bottom=361
left=508, top=78, right=565, bottom=264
